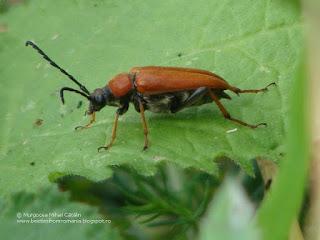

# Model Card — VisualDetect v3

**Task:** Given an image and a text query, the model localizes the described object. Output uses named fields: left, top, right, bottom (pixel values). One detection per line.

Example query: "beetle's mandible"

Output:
left=26, top=41, right=275, bottom=151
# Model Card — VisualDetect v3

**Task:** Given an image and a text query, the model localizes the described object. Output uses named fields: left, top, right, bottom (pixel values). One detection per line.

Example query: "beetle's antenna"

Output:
left=60, top=87, right=92, bottom=105
left=25, top=41, right=90, bottom=95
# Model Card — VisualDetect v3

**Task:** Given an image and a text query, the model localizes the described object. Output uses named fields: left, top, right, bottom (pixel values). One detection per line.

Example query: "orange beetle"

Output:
left=26, top=41, right=275, bottom=151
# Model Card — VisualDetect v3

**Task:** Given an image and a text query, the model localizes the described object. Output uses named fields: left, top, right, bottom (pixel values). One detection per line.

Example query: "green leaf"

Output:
left=0, top=184, right=121, bottom=240
left=0, top=0, right=303, bottom=197
left=199, top=177, right=260, bottom=240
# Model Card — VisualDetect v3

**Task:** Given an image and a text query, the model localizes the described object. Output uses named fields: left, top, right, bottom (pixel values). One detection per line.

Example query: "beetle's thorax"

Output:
left=108, top=72, right=134, bottom=98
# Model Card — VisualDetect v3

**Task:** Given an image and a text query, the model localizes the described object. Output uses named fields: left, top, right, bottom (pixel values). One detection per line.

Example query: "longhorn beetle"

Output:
left=26, top=41, right=275, bottom=151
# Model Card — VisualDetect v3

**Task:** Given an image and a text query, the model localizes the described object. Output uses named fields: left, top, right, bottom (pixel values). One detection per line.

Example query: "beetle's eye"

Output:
left=95, top=94, right=104, bottom=103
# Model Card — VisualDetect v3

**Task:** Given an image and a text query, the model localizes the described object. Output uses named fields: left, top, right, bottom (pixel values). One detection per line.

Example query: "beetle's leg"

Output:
left=231, top=82, right=276, bottom=95
left=139, top=101, right=149, bottom=151
left=98, top=103, right=129, bottom=151
left=75, top=112, right=96, bottom=130
left=207, top=88, right=266, bottom=128
left=170, top=87, right=207, bottom=113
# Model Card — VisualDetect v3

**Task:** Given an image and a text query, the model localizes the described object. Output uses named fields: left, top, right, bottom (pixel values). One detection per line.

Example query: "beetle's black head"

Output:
left=59, top=86, right=116, bottom=115
left=86, top=87, right=117, bottom=115
left=87, top=89, right=105, bottom=115
left=59, top=86, right=118, bottom=115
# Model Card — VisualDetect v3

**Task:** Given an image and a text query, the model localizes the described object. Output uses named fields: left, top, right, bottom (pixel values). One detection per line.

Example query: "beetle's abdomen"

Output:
left=133, top=91, right=190, bottom=114
left=134, top=70, right=234, bottom=95
left=108, top=72, right=133, bottom=98
left=133, top=89, right=230, bottom=114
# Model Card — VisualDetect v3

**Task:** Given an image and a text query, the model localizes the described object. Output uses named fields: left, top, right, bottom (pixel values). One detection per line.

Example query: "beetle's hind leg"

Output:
left=232, top=82, right=276, bottom=95
left=170, top=87, right=208, bottom=113
left=207, top=88, right=266, bottom=128
left=75, top=112, right=96, bottom=130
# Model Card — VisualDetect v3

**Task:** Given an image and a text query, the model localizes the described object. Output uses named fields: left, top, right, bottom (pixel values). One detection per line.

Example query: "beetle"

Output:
left=26, top=41, right=275, bottom=151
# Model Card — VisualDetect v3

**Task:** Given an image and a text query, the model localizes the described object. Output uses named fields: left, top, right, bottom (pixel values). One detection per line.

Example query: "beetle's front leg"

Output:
left=75, top=112, right=96, bottom=130
left=98, top=103, right=129, bottom=151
